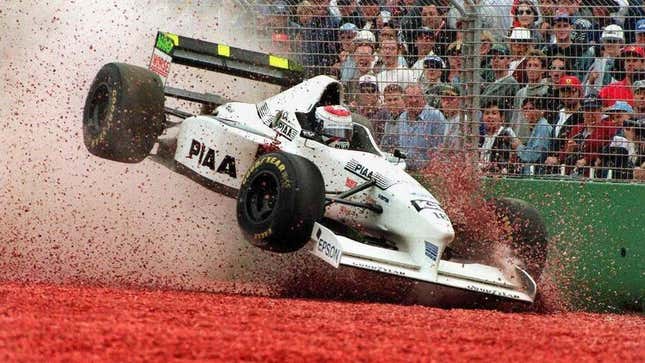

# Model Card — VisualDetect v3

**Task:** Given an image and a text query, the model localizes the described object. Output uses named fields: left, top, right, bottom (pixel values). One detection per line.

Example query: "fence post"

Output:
left=459, top=0, right=482, bottom=148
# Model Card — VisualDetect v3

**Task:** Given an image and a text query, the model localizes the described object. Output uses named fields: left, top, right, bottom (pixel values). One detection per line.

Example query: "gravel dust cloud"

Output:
left=0, top=0, right=312, bottom=294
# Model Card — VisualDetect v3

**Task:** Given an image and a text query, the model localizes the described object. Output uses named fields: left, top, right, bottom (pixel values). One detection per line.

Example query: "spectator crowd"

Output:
left=257, top=0, right=645, bottom=180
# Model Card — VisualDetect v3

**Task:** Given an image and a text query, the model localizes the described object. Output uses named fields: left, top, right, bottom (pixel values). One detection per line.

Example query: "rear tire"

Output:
left=236, top=152, right=326, bottom=253
left=491, top=197, right=548, bottom=280
left=82, top=62, right=165, bottom=163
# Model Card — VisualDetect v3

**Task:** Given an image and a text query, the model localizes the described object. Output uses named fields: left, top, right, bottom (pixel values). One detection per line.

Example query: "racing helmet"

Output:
left=313, top=105, right=354, bottom=149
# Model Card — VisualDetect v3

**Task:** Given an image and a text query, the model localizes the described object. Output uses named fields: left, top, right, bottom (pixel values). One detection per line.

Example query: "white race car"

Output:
left=82, top=32, right=547, bottom=303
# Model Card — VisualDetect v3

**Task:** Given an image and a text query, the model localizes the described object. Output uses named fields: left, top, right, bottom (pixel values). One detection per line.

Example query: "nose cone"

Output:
left=383, top=182, right=455, bottom=245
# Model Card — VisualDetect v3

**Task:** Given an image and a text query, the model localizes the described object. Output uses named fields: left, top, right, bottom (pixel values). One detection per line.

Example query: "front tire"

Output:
left=236, top=152, right=325, bottom=253
left=82, top=63, right=165, bottom=163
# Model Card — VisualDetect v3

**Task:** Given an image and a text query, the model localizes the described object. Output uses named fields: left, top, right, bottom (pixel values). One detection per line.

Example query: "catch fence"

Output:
left=238, top=0, right=645, bottom=182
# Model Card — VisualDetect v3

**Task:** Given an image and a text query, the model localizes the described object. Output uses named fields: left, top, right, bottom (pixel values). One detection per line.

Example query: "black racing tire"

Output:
left=82, top=62, right=165, bottom=163
left=491, top=197, right=548, bottom=280
left=236, top=152, right=325, bottom=253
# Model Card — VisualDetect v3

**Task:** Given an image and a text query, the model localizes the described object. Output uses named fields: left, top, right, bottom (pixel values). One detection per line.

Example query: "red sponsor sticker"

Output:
left=345, top=177, right=357, bottom=188
left=149, top=51, right=171, bottom=78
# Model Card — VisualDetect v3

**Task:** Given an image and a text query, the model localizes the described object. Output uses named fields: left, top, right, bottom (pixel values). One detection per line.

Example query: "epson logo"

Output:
left=186, top=139, right=237, bottom=178
left=317, top=238, right=340, bottom=262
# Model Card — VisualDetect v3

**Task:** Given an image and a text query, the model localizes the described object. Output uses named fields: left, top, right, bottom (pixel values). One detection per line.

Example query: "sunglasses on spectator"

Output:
left=550, top=66, right=565, bottom=70
left=603, top=39, right=623, bottom=44
left=517, top=9, right=533, bottom=15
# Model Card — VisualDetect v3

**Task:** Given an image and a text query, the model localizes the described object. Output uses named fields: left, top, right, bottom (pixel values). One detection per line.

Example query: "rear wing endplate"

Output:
left=149, top=31, right=304, bottom=92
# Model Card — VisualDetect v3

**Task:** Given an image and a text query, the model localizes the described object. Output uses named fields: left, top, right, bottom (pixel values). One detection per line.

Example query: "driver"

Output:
left=314, top=105, right=354, bottom=149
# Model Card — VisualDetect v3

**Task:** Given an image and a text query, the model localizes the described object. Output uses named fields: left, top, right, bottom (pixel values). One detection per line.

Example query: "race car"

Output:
left=82, top=32, right=547, bottom=303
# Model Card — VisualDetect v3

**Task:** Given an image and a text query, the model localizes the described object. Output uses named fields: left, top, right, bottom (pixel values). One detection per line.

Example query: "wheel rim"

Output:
left=245, top=171, right=280, bottom=224
left=85, top=83, right=110, bottom=135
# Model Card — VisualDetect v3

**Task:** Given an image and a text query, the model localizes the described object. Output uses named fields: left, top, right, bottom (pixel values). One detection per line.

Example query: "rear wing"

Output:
left=149, top=31, right=305, bottom=110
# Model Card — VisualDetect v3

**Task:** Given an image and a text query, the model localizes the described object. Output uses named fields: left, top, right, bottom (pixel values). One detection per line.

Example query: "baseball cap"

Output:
left=600, top=24, right=625, bottom=43
left=489, top=43, right=510, bottom=56
left=358, top=74, right=378, bottom=93
left=633, top=80, right=645, bottom=92
left=559, top=75, right=582, bottom=93
left=553, top=12, right=572, bottom=24
left=380, top=10, right=392, bottom=24
left=605, top=101, right=633, bottom=113
left=423, top=55, right=445, bottom=69
left=621, top=45, right=645, bottom=58
left=439, top=84, right=460, bottom=96
left=582, top=96, right=603, bottom=110
left=506, top=27, right=532, bottom=42
left=340, top=23, right=358, bottom=33
left=353, top=30, right=376, bottom=45
left=636, top=19, right=645, bottom=34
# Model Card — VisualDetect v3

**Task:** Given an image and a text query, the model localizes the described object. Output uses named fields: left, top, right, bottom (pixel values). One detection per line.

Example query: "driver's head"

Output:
left=314, top=105, right=354, bottom=149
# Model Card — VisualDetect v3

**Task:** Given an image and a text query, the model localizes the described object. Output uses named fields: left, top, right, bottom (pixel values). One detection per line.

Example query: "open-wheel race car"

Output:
left=82, top=32, right=548, bottom=303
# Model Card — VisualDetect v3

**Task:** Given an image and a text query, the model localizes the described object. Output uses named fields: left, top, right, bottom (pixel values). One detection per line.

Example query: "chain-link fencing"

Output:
left=241, top=0, right=645, bottom=181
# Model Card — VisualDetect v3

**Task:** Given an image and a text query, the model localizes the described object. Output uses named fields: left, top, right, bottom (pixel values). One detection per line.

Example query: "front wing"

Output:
left=310, top=222, right=537, bottom=303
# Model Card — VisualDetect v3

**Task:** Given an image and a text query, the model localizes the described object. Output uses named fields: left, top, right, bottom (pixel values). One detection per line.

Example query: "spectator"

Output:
left=337, top=0, right=365, bottom=28
left=297, top=0, right=340, bottom=76
left=513, top=0, right=544, bottom=46
left=382, top=83, right=406, bottom=119
left=410, top=27, right=438, bottom=76
left=374, top=38, right=413, bottom=96
left=381, top=84, right=447, bottom=170
left=582, top=24, right=625, bottom=97
left=635, top=19, right=645, bottom=46
left=479, top=31, right=497, bottom=84
left=542, top=13, right=593, bottom=80
left=354, top=74, right=380, bottom=120
left=603, top=118, right=645, bottom=179
left=479, top=100, right=517, bottom=174
left=599, top=45, right=645, bottom=107
left=511, top=49, right=550, bottom=139
left=360, top=0, right=381, bottom=30
left=554, top=0, right=594, bottom=43
left=438, top=84, right=463, bottom=150
left=445, top=41, right=465, bottom=90
left=545, top=75, right=584, bottom=168
left=561, top=95, right=606, bottom=170
left=399, top=1, right=451, bottom=64
left=633, top=80, right=645, bottom=118
left=587, top=0, right=622, bottom=42
left=506, top=27, right=535, bottom=79
left=379, top=23, right=404, bottom=48
left=510, top=98, right=553, bottom=174
left=343, top=31, right=376, bottom=105
left=481, top=44, right=520, bottom=122
left=537, top=0, right=557, bottom=41
left=565, top=100, right=631, bottom=173
left=543, top=55, right=567, bottom=121
left=419, top=1, right=454, bottom=57
left=373, top=83, right=407, bottom=144
left=335, top=23, right=359, bottom=81
left=418, top=55, right=447, bottom=108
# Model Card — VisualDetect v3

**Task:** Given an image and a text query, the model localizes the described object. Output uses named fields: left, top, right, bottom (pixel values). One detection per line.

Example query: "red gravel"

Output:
left=0, top=282, right=642, bottom=362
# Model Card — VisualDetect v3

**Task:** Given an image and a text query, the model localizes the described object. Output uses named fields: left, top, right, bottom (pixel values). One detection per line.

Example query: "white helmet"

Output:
left=601, top=25, right=625, bottom=43
left=314, top=105, right=354, bottom=149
